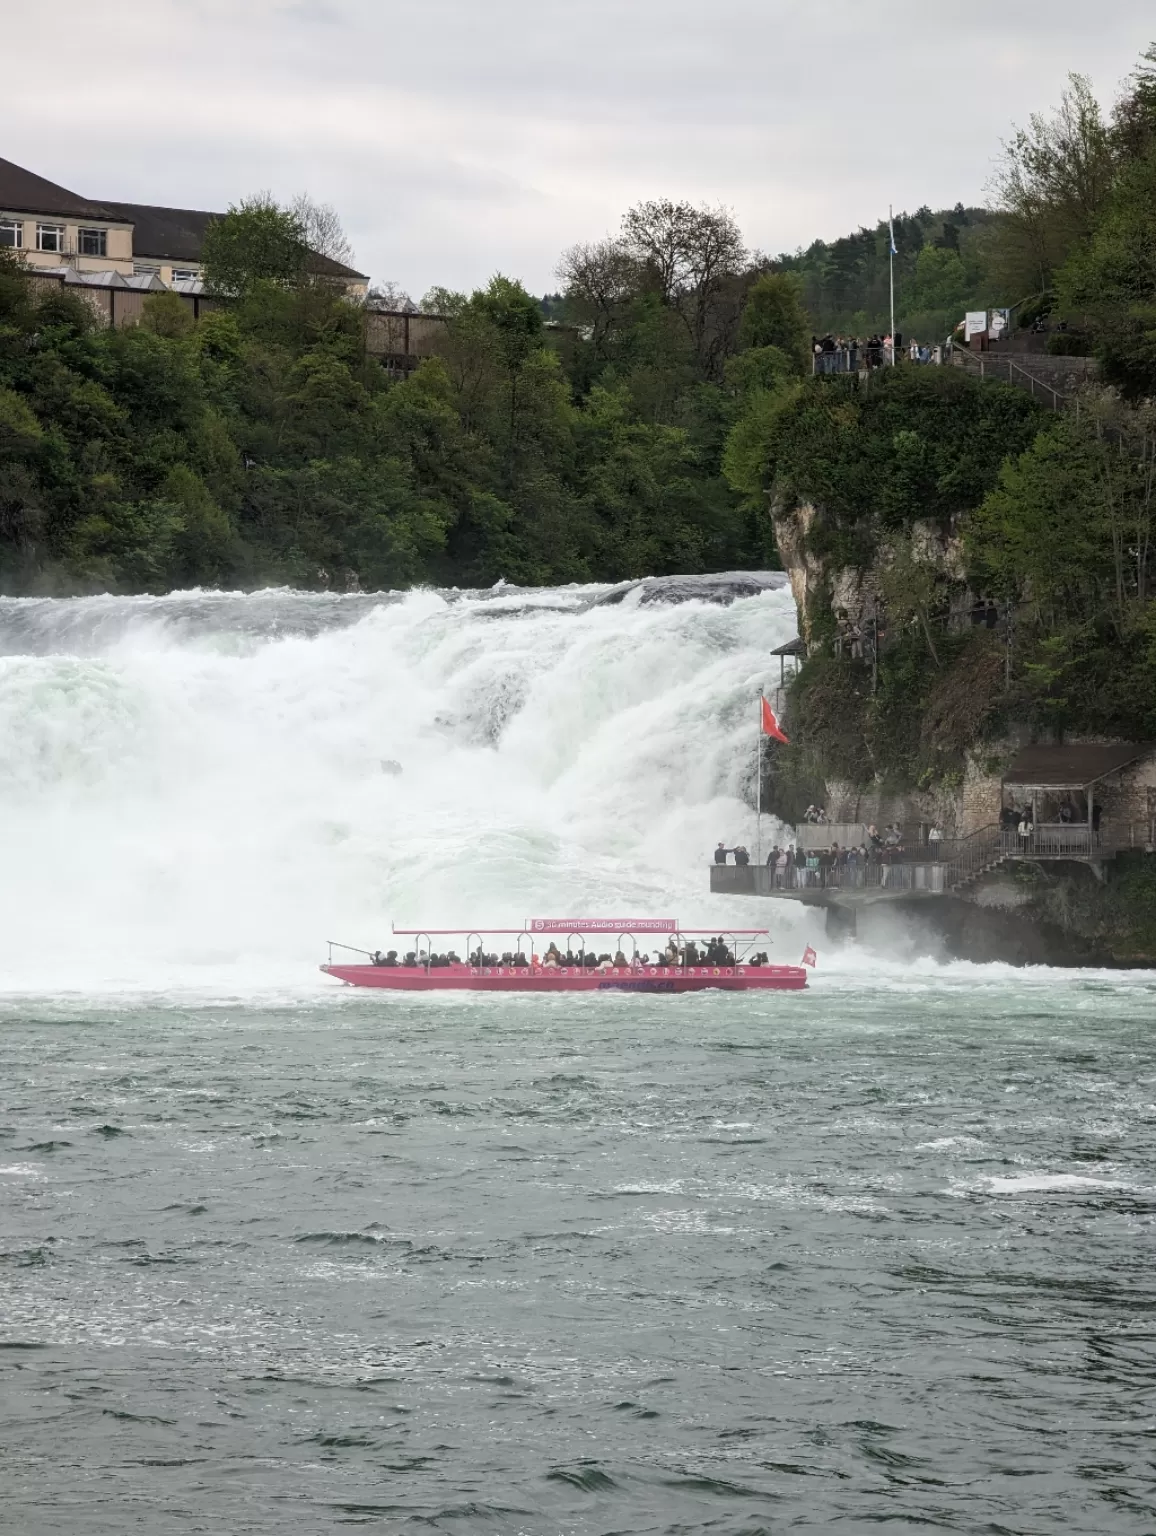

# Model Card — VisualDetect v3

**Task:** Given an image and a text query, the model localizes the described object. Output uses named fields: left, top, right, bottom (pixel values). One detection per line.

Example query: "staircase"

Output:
left=943, top=824, right=1005, bottom=891
left=950, top=347, right=1097, bottom=411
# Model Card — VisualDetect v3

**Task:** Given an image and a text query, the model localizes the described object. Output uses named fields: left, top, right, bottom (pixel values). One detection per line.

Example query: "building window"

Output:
left=0, top=219, right=22, bottom=248
left=134, top=261, right=160, bottom=275
left=77, top=227, right=107, bottom=257
left=36, top=224, right=64, bottom=253
left=171, top=268, right=199, bottom=282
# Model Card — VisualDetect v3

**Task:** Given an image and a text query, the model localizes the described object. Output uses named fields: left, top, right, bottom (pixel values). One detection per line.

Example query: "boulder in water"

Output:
left=593, top=572, right=788, bottom=607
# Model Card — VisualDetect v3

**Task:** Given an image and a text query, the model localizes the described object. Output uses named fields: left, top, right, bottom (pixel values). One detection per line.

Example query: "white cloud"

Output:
left=3, top=0, right=1153, bottom=293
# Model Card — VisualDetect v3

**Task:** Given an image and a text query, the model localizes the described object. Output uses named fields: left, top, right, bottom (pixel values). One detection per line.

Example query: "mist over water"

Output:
left=5, top=583, right=1156, bottom=1534
left=0, top=577, right=812, bottom=995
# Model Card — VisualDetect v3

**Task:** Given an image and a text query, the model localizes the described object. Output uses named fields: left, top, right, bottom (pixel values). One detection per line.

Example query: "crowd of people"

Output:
left=812, top=335, right=941, bottom=373
left=715, top=818, right=949, bottom=890
left=371, top=938, right=768, bottom=969
left=762, top=838, right=907, bottom=890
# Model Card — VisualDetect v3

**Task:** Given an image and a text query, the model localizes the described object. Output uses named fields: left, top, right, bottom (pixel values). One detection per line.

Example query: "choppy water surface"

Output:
left=4, top=975, right=1156, bottom=1534
left=2, top=584, right=1155, bottom=1529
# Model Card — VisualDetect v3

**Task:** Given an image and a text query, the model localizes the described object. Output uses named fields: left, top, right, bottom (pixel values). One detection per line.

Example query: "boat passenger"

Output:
left=684, top=940, right=699, bottom=964
left=542, top=952, right=559, bottom=969
left=404, top=951, right=417, bottom=966
left=598, top=956, right=614, bottom=972
left=613, top=950, right=629, bottom=968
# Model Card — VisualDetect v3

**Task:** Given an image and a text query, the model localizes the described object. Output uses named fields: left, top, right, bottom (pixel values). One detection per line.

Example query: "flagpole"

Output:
left=756, top=694, right=763, bottom=867
left=889, top=203, right=896, bottom=365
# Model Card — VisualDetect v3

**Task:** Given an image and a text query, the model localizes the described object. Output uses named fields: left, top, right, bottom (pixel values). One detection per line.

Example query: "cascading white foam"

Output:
left=0, top=578, right=820, bottom=995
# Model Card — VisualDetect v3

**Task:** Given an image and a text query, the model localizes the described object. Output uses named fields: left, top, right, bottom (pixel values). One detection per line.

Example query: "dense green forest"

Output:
left=0, top=195, right=812, bottom=594
left=774, top=204, right=997, bottom=345
left=0, top=42, right=1153, bottom=612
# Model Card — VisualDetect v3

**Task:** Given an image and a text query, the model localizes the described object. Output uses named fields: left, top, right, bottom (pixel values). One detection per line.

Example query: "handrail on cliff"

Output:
left=942, top=823, right=1002, bottom=889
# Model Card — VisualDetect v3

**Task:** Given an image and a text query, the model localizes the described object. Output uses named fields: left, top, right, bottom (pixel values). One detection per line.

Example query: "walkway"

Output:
left=710, top=823, right=1153, bottom=908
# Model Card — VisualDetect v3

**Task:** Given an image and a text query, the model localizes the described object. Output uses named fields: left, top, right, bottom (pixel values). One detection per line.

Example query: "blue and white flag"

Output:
left=888, top=214, right=898, bottom=256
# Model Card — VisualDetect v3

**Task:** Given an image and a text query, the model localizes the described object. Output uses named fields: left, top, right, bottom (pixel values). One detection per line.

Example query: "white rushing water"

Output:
left=0, top=577, right=826, bottom=996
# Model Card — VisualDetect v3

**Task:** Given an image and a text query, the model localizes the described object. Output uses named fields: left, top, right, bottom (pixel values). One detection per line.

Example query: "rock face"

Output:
left=770, top=499, right=968, bottom=647
left=769, top=503, right=821, bottom=641
left=768, top=493, right=1156, bottom=966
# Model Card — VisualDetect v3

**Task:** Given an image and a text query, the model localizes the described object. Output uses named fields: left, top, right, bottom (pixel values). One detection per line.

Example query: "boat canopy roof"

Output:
left=391, top=917, right=769, bottom=936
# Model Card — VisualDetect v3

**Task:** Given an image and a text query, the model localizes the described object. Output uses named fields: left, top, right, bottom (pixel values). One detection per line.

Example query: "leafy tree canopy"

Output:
left=201, top=196, right=310, bottom=298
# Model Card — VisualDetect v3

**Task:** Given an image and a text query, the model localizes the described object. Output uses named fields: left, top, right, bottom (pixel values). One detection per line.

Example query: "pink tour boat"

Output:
left=321, top=918, right=813, bottom=993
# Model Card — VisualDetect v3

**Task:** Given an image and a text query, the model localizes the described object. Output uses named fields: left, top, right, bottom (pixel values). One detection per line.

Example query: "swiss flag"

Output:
left=761, top=695, right=789, bottom=744
left=801, top=945, right=817, bottom=968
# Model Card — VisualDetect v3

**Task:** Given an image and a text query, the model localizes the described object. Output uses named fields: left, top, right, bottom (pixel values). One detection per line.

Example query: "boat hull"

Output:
left=320, top=963, right=807, bottom=992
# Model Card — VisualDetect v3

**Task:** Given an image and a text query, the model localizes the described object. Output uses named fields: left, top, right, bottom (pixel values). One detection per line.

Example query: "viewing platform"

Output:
left=710, top=824, right=1152, bottom=908
left=712, top=744, right=1156, bottom=909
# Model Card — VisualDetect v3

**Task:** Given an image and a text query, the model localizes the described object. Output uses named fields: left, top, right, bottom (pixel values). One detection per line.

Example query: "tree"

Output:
left=738, top=273, right=810, bottom=373
left=290, top=194, right=354, bottom=268
left=986, top=73, right=1115, bottom=295
left=139, top=290, right=194, bottom=339
left=619, top=200, right=748, bottom=378
left=201, top=196, right=309, bottom=298
left=1058, top=140, right=1156, bottom=397
left=555, top=238, right=642, bottom=354
left=467, top=274, right=543, bottom=374
left=965, top=412, right=1155, bottom=636
left=420, top=287, right=468, bottom=317
left=1111, top=42, right=1156, bottom=163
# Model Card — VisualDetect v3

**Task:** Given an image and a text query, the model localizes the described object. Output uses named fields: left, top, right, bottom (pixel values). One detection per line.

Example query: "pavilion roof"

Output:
left=1003, top=743, right=1149, bottom=788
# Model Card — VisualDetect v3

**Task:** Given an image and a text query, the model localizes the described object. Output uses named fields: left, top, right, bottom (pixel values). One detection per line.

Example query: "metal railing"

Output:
left=715, top=852, right=956, bottom=896
left=1000, top=826, right=1099, bottom=858
left=999, top=823, right=1156, bottom=858
left=710, top=821, right=1155, bottom=901
left=951, top=348, right=1074, bottom=411
left=812, top=345, right=892, bottom=374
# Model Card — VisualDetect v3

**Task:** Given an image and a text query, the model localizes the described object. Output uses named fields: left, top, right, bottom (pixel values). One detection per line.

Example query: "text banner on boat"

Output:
left=529, top=917, right=677, bottom=934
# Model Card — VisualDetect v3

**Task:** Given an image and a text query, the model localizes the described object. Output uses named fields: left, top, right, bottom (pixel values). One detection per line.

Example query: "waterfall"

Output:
left=0, top=576, right=812, bottom=995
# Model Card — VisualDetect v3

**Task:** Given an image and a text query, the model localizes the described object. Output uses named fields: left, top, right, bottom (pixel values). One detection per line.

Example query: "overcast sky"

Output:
left=5, top=1, right=1153, bottom=298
